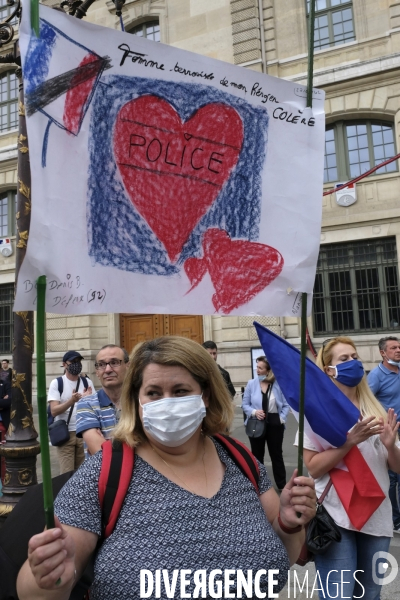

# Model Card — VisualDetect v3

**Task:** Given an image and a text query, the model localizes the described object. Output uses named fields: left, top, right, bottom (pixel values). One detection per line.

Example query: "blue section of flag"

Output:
left=24, top=18, right=101, bottom=97
left=254, top=322, right=360, bottom=447
left=24, top=20, right=57, bottom=95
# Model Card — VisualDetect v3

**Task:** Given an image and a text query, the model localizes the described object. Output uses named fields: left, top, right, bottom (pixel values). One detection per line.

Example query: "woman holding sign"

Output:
left=18, top=337, right=316, bottom=600
left=301, top=336, right=400, bottom=600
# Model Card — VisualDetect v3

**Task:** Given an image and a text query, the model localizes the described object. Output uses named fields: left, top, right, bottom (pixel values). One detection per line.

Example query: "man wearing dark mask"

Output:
left=48, top=351, right=94, bottom=474
left=368, top=336, right=400, bottom=533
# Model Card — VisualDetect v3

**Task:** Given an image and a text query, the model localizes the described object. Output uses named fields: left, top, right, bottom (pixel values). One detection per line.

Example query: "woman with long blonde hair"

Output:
left=303, top=336, right=400, bottom=600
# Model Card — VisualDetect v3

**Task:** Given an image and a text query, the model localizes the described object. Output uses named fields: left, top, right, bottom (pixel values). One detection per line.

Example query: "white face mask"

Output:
left=387, top=359, right=400, bottom=368
left=139, top=394, right=206, bottom=447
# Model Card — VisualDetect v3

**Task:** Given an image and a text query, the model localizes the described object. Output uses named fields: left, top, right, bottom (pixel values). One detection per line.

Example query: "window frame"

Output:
left=0, top=0, right=18, bottom=27
left=0, top=70, right=18, bottom=133
left=306, top=0, right=355, bottom=51
left=127, top=19, right=160, bottom=42
left=324, top=120, right=398, bottom=183
left=312, top=237, right=400, bottom=336
left=0, top=282, right=14, bottom=354
left=0, top=189, right=16, bottom=238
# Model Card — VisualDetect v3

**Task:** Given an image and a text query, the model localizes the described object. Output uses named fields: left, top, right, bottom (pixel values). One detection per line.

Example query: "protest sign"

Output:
left=15, top=4, right=325, bottom=316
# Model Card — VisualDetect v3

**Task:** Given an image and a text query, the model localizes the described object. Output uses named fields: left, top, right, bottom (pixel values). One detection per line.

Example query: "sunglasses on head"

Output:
left=322, top=338, right=338, bottom=349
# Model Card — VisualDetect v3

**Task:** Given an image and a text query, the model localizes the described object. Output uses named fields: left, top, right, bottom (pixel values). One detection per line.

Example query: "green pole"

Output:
left=36, top=275, right=55, bottom=530
left=297, top=293, right=307, bottom=478
left=306, top=0, right=316, bottom=109
left=297, top=0, right=316, bottom=480
left=30, top=0, right=40, bottom=37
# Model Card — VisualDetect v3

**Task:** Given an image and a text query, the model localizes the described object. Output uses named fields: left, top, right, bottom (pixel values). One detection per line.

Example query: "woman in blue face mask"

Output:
left=299, top=336, right=400, bottom=600
left=18, top=336, right=317, bottom=600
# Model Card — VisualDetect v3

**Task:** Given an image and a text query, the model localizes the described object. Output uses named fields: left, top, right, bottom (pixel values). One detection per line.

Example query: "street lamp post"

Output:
left=0, top=1, right=40, bottom=521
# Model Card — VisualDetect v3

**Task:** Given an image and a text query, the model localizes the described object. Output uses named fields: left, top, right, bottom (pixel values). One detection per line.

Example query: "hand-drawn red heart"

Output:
left=113, top=95, right=244, bottom=263
left=184, top=229, right=284, bottom=313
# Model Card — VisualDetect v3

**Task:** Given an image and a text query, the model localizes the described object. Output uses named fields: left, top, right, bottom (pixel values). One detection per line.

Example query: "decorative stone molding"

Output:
left=324, top=81, right=400, bottom=122
left=239, top=316, right=280, bottom=339
left=0, top=144, right=17, bottom=163
left=261, top=0, right=276, bottom=65
left=230, top=0, right=261, bottom=65
left=389, top=1, right=400, bottom=30
left=106, top=0, right=167, bottom=42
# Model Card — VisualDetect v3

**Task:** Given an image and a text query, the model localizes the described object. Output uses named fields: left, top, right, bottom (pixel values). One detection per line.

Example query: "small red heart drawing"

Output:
left=184, top=229, right=284, bottom=313
left=113, top=96, right=244, bottom=263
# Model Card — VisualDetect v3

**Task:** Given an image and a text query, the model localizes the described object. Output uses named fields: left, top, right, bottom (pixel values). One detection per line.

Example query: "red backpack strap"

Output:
left=213, top=433, right=260, bottom=494
left=98, top=439, right=135, bottom=538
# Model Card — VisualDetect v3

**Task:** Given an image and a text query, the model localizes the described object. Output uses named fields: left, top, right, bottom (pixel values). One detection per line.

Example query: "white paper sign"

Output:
left=15, top=3, right=325, bottom=316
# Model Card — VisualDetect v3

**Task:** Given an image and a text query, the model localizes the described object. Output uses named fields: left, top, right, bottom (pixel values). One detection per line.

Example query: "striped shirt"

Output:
left=76, top=389, right=118, bottom=455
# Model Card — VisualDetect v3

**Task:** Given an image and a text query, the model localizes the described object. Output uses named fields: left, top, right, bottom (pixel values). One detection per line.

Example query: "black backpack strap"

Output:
left=98, top=440, right=135, bottom=538
left=81, top=376, right=88, bottom=390
left=213, top=433, right=260, bottom=494
left=57, top=376, right=63, bottom=396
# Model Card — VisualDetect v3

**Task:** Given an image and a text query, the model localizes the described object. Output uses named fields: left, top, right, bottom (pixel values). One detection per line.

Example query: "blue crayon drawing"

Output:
left=87, top=75, right=268, bottom=276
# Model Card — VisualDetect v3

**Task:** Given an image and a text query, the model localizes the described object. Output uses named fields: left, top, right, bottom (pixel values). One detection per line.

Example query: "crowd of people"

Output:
left=2, top=334, right=400, bottom=599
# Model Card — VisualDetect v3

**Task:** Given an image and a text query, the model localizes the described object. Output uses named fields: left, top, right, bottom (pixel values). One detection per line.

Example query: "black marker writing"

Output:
left=87, top=289, right=106, bottom=304
left=273, top=107, right=315, bottom=127
left=220, top=76, right=247, bottom=94
left=52, top=294, right=85, bottom=308
left=251, top=83, right=279, bottom=104
left=118, top=44, right=165, bottom=70
left=173, top=62, right=214, bottom=80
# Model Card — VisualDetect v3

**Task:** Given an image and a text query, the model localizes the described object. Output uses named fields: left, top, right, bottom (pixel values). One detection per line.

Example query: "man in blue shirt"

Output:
left=368, top=336, right=400, bottom=532
left=76, top=344, right=129, bottom=456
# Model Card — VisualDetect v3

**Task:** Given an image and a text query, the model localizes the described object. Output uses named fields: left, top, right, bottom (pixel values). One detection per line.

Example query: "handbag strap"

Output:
left=66, top=378, right=81, bottom=425
left=317, top=478, right=333, bottom=505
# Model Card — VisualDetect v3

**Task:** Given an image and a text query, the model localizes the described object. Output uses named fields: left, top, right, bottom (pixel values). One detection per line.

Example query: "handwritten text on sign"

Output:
left=16, top=4, right=325, bottom=316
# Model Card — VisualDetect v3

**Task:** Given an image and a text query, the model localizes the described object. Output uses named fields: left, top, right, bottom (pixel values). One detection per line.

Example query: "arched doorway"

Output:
left=120, top=314, right=204, bottom=354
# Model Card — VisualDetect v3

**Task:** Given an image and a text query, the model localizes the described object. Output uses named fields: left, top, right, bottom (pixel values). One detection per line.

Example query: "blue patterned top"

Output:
left=76, top=390, right=118, bottom=455
left=55, top=438, right=290, bottom=599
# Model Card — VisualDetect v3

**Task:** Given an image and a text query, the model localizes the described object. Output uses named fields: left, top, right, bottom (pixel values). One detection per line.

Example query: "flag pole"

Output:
left=297, top=0, right=316, bottom=480
left=30, top=0, right=39, bottom=37
left=36, top=275, right=55, bottom=529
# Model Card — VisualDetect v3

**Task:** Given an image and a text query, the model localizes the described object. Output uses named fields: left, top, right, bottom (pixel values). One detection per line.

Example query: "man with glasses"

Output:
left=76, top=344, right=129, bottom=456
left=367, top=336, right=400, bottom=533
left=48, top=351, right=94, bottom=474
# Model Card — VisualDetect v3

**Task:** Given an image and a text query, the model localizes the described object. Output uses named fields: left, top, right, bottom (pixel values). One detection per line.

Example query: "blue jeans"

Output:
left=314, top=527, right=391, bottom=600
left=388, top=469, right=400, bottom=527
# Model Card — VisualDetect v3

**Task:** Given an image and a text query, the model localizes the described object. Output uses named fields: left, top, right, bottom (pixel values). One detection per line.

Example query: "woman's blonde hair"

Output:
left=256, top=356, right=275, bottom=383
left=113, top=336, right=235, bottom=447
left=316, top=336, right=387, bottom=420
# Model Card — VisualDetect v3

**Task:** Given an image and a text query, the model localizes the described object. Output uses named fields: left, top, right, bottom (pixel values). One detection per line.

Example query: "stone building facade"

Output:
left=0, top=0, right=399, bottom=390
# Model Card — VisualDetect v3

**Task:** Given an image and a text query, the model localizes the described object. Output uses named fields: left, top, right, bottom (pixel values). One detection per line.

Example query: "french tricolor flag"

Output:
left=23, top=18, right=110, bottom=136
left=255, top=322, right=385, bottom=530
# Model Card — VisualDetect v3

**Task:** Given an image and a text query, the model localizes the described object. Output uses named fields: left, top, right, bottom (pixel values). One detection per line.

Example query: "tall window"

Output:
left=128, top=20, right=160, bottom=42
left=324, top=121, right=397, bottom=183
left=0, top=283, right=14, bottom=353
left=312, top=238, right=400, bottom=335
left=307, top=1, right=355, bottom=50
left=0, top=0, right=18, bottom=26
left=0, top=190, right=16, bottom=237
left=0, top=71, right=18, bottom=132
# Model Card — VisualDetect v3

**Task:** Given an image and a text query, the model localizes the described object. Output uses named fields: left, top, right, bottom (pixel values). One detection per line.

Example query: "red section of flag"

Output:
left=330, top=446, right=385, bottom=530
left=63, top=53, right=99, bottom=135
